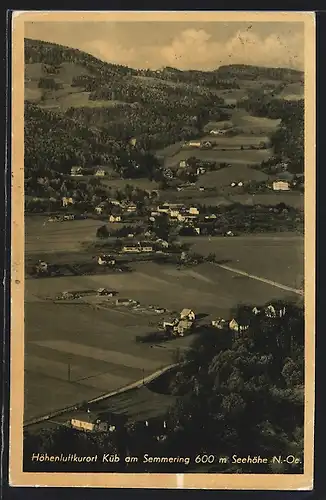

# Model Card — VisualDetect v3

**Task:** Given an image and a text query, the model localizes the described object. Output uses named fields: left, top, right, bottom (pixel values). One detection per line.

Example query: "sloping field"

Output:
left=164, top=148, right=272, bottom=168
left=277, top=82, right=304, bottom=101
left=231, top=110, right=281, bottom=133
left=181, top=234, right=304, bottom=290
left=24, top=300, right=173, bottom=420
left=25, top=216, right=103, bottom=254
left=198, top=165, right=269, bottom=188
left=25, top=239, right=302, bottom=421
left=230, top=192, right=304, bottom=209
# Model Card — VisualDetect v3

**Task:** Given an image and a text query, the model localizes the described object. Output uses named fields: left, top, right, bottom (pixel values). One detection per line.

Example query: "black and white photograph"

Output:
left=10, top=11, right=315, bottom=490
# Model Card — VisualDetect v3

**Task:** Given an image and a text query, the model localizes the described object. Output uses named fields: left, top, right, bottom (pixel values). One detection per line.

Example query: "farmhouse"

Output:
left=265, top=303, right=286, bottom=318
left=273, top=180, right=290, bottom=191
left=210, top=129, right=228, bottom=136
left=35, top=260, right=48, bottom=275
left=180, top=308, right=195, bottom=321
left=62, top=197, right=74, bottom=207
left=139, top=242, right=154, bottom=253
left=188, top=207, right=200, bottom=215
left=125, top=203, right=137, bottom=213
left=122, top=243, right=141, bottom=253
left=97, top=288, right=117, bottom=297
left=157, top=203, right=184, bottom=213
left=97, top=255, right=116, bottom=266
left=175, top=319, right=193, bottom=336
left=212, top=318, right=227, bottom=329
left=95, top=205, right=103, bottom=215
left=109, top=215, right=121, bottom=223
left=229, top=318, right=249, bottom=333
left=187, top=140, right=202, bottom=148
left=70, top=166, right=83, bottom=176
left=94, top=167, right=106, bottom=177
left=116, top=298, right=138, bottom=306
left=201, top=140, right=213, bottom=149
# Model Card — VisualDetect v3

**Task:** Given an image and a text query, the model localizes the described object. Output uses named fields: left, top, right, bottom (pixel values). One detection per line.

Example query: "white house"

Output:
left=273, top=180, right=290, bottom=191
left=141, top=244, right=154, bottom=253
left=212, top=318, right=227, bottom=329
left=210, top=129, right=227, bottom=136
left=126, top=203, right=137, bottom=213
left=265, top=304, right=286, bottom=318
left=95, top=168, right=106, bottom=177
left=179, top=160, right=187, bottom=168
left=188, top=207, right=199, bottom=215
left=180, top=308, right=195, bottom=321
left=169, top=209, right=181, bottom=219
left=95, top=206, right=103, bottom=215
left=98, top=255, right=116, bottom=266
left=229, top=318, right=249, bottom=333
left=187, top=141, right=201, bottom=148
left=62, top=197, right=74, bottom=207
left=70, top=166, right=83, bottom=176
left=109, top=215, right=121, bottom=223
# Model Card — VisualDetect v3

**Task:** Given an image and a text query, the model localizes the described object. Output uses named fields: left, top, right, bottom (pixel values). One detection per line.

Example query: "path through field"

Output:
left=215, top=262, right=303, bottom=295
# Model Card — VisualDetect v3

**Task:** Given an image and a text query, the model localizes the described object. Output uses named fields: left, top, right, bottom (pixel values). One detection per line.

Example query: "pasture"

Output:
left=24, top=230, right=303, bottom=420
left=25, top=216, right=103, bottom=255
left=182, top=234, right=304, bottom=290
left=24, top=299, right=174, bottom=420
left=230, top=192, right=304, bottom=209
left=196, top=166, right=269, bottom=189
left=231, top=110, right=281, bottom=134
left=164, top=148, right=273, bottom=169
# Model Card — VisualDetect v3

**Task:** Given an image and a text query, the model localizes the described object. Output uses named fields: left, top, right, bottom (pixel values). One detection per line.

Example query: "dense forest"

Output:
left=238, top=96, right=304, bottom=173
left=24, top=300, right=304, bottom=474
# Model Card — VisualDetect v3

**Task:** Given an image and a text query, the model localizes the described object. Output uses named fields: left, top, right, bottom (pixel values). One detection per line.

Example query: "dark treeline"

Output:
left=216, top=64, right=304, bottom=82
left=24, top=300, right=304, bottom=474
left=238, top=96, right=304, bottom=173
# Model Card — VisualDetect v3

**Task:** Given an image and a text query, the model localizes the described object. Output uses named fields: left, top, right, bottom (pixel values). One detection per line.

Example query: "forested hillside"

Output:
left=24, top=38, right=305, bottom=182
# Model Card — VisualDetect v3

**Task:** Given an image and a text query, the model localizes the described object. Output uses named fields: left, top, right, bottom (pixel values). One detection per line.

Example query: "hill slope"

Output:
left=24, top=38, right=304, bottom=181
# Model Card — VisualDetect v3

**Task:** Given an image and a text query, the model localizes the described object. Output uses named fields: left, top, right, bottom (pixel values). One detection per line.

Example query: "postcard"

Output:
left=9, top=10, right=315, bottom=490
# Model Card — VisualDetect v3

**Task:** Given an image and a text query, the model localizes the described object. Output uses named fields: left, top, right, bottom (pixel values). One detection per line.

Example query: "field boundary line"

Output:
left=23, top=363, right=178, bottom=428
left=215, top=262, right=303, bottom=295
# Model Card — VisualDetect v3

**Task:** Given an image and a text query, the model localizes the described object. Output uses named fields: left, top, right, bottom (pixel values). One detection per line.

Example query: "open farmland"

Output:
left=230, top=192, right=304, bottom=209
left=231, top=110, right=281, bottom=133
left=199, top=134, right=271, bottom=147
left=181, top=234, right=304, bottom=290
left=24, top=240, right=303, bottom=421
left=197, top=165, right=269, bottom=187
left=25, top=216, right=104, bottom=255
left=164, top=148, right=273, bottom=169
left=24, top=299, right=174, bottom=420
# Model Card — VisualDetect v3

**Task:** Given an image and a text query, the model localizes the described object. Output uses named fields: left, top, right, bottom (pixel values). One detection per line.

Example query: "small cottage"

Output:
left=70, top=166, right=83, bottom=176
left=94, top=168, right=106, bottom=177
left=109, top=215, right=121, bottom=223
left=180, top=308, right=196, bottom=321
left=229, top=318, right=249, bottom=333
left=273, top=180, right=290, bottom=191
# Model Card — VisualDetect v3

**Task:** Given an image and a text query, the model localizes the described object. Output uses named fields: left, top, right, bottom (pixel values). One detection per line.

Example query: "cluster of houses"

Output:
left=70, top=165, right=113, bottom=177
left=150, top=202, right=220, bottom=235
left=163, top=308, right=196, bottom=337
left=211, top=303, right=288, bottom=333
